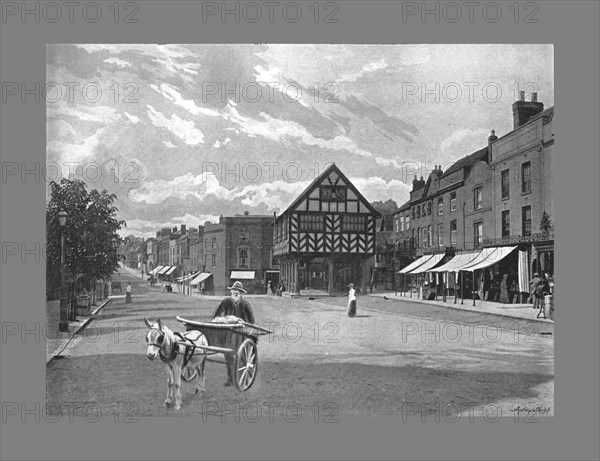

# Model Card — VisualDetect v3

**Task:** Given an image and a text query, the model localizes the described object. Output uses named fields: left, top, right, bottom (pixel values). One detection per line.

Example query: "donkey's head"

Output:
left=144, top=317, right=168, bottom=361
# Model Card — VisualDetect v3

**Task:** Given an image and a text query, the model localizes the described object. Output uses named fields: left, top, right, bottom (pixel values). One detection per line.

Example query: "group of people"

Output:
left=265, top=280, right=286, bottom=296
left=529, top=272, right=554, bottom=310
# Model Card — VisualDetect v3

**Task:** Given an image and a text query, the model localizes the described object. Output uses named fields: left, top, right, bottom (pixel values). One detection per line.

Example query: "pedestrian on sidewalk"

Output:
left=125, top=283, right=132, bottom=304
left=529, top=273, right=543, bottom=310
left=347, top=283, right=357, bottom=317
left=499, top=273, right=509, bottom=303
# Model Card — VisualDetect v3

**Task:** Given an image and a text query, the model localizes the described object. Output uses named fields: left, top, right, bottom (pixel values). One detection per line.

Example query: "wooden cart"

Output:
left=175, top=316, right=272, bottom=391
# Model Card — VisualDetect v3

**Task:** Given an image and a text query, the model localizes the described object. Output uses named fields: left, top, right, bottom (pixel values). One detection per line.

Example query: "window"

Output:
left=438, top=223, right=444, bottom=247
left=502, top=210, right=510, bottom=237
left=417, top=206, right=420, bottom=219
left=299, top=214, right=324, bottom=232
left=474, top=222, right=483, bottom=248
left=438, top=198, right=444, bottom=215
left=450, top=192, right=457, bottom=212
left=473, top=186, right=483, bottom=210
left=416, top=228, right=420, bottom=248
left=450, top=220, right=457, bottom=245
left=399, top=216, right=404, bottom=232
left=422, top=228, right=427, bottom=248
left=501, top=169, right=510, bottom=199
left=343, top=215, right=367, bottom=232
left=211, top=253, right=216, bottom=268
left=521, top=162, right=531, bottom=193
left=320, top=186, right=347, bottom=202
left=412, top=229, right=416, bottom=248
left=405, top=216, right=410, bottom=230
left=522, top=206, right=532, bottom=236
left=238, top=247, right=249, bottom=269
left=239, top=230, right=249, bottom=242
left=212, top=236, right=217, bottom=249
left=423, top=204, right=427, bottom=216
left=427, top=225, right=432, bottom=247
left=427, top=202, right=432, bottom=216
left=412, top=208, right=416, bottom=220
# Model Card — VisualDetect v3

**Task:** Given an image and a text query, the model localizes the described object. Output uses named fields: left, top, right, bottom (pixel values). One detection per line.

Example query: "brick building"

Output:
left=393, top=92, right=554, bottom=301
left=201, top=213, right=276, bottom=295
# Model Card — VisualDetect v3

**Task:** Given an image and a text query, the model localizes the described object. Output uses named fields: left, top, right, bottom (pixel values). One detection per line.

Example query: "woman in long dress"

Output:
left=347, top=283, right=357, bottom=317
left=125, top=283, right=132, bottom=304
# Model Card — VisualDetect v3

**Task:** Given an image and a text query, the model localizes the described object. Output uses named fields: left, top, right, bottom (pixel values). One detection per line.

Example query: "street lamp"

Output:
left=58, top=210, right=69, bottom=332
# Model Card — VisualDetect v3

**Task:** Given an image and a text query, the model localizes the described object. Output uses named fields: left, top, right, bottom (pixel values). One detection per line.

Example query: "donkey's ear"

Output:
left=157, top=318, right=163, bottom=330
left=144, top=317, right=153, bottom=328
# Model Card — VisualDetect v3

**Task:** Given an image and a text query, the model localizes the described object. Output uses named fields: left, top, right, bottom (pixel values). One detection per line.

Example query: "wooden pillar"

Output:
left=328, top=259, right=334, bottom=295
left=361, top=256, right=369, bottom=295
left=293, top=258, right=300, bottom=295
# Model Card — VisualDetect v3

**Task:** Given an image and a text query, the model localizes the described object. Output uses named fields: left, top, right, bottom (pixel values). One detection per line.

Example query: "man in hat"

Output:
left=529, top=273, right=543, bottom=310
left=213, top=281, right=255, bottom=386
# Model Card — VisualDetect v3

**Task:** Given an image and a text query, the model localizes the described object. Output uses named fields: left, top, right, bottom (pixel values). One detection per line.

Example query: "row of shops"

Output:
left=396, top=244, right=553, bottom=305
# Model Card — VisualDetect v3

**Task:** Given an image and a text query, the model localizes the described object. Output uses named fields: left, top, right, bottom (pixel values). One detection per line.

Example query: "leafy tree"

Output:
left=46, top=178, right=126, bottom=297
left=371, top=199, right=399, bottom=216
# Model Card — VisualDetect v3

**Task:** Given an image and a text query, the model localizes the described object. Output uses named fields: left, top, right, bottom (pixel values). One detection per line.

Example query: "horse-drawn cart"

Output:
left=175, top=316, right=272, bottom=391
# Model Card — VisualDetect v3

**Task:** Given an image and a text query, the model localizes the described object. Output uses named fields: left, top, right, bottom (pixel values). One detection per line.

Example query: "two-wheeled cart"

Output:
left=176, top=316, right=271, bottom=391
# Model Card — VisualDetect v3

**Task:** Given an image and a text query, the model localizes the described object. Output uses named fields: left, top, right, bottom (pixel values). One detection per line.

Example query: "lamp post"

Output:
left=58, top=210, right=69, bottom=332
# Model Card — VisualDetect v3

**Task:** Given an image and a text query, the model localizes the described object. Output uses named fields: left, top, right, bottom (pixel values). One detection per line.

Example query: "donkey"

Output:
left=144, top=317, right=208, bottom=410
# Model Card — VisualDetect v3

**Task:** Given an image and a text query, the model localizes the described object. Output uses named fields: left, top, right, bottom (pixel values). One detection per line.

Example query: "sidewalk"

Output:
left=46, top=298, right=113, bottom=364
left=369, top=292, right=554, bottom=323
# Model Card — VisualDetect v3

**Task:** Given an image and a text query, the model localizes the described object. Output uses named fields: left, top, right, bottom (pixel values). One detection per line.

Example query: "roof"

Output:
left=278, top=163, right=381, bottom=218
left=441, top=146, right=489, bottom=179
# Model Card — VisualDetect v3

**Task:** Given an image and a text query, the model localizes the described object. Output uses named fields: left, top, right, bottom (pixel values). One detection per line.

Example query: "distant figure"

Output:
left=499, top=273, right=509, bottom=303
left=267, top=281, right=273, bottom=296
left=125, top=283, right=132, bottom=304
left=347, top=283, right=357, bottom=318
left=529, top=273, right=543, bottom=310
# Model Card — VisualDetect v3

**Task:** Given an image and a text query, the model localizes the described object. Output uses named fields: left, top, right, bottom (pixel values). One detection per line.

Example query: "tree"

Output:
left=371, top=199, right=399, bottom=216
left=46, top=178, right=126, bottom=298
left=540, top=211, right=553, bottom=235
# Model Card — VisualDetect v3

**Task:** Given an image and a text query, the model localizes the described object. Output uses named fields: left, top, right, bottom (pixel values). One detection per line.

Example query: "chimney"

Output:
left=512, top=92, right=544, bottom=129
left=412, top=175, right=419, bottom=191
left=488, top=129, right=498, bottom=144
left=180, top=224, right=187, bottom=235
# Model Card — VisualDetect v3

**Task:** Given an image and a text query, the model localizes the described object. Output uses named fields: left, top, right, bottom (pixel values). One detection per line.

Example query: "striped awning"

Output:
left=176, top=272, right=200, bottom=283
left=149, top=266, right=164, bottom=275
left=460, top=246, right=517, bottom=272
left=398, top=255, right=433, bottom=274
left=429, top=251, right=481, bottom=273
left=190, top=272, right=212, bottom=285
left=158, top=266, right=171, bottom=275
left=164, top=266, right=177, bottom=275
left=408, top=253, right=446, bottom=274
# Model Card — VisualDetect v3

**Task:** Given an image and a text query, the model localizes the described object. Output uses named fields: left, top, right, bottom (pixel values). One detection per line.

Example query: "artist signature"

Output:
left=510, top=405, right=551, bottom=416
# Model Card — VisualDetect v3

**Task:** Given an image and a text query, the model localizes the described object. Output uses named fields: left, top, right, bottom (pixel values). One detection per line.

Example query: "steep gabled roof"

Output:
left=280, top=163, right=381, bottom=217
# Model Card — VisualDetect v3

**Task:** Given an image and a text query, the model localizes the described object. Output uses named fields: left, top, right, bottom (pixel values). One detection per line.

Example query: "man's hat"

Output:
left=533, top=273, right=539, bottom=277
left=228, top=281, right=247, bottom=293
left=348, top=283, right=354, bottom=288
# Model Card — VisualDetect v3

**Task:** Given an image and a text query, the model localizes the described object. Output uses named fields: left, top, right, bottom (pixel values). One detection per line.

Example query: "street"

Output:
left=46, top=289, right=554, bottom=421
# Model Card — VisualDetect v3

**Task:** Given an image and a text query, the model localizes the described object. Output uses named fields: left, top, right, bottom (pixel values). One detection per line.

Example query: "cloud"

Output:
left=47, top=127, right=107, bottom=164
left=350, top=177, right=412, bottom=206
left=338, top=58, right=388, bottom=83
left=146, top=105, right=204, bottom=145
left=104, top=57, right=131, bottom=68
left=48, top=102, right=122, bottom=124
left=124, top=112, right=139, bottom=124
left=129, top=172, right=235, bottom=204
left=154, top=83, right=220, bottom=117
left=163, top=141, right=177, bottom=148
left=440, top=128, right=490, bottom=157
left=119, top=214, right=220, bottom=239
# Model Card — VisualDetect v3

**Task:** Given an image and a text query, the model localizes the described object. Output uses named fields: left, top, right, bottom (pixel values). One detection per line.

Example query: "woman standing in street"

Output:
left=499, top=273, right=509, bottom=303
left=347, top=283, right=357, bottom=318
left=125, top=283, right=132, bottom=304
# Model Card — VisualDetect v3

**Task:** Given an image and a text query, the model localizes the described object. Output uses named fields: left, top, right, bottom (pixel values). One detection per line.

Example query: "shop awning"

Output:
left=447, top=247, right=496, bottom=272
left=190, top=272, right=212, bottom=285
left=460, top=246, right=517, bottom=272
left=408, top=253, right=446, bottom=274
left=149, top=266, right=163, bottom=275
left=398, top=255, right=434, bottom=274
left=176, top=272, right=200, bottom=283
left=164, top=266, right=177, bottom=276
left=158, top=266, right=171, bottom=275
left=230, top=270, right=256, bottom=280
left=429, top=251, right=481, bottom=273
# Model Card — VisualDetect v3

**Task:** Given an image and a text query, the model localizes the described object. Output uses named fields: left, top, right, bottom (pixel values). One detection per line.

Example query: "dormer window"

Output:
left=320, top=186, right=347, bottom=202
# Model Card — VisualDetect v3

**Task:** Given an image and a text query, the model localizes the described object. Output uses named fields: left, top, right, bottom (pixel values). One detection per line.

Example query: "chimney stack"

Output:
left=512, top=91, right=544, bottom=129
left=181, top=224, right=187, bottom=235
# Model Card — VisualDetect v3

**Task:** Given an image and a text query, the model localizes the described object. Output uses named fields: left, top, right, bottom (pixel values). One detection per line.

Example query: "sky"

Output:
left=46, top=44, right=554, bottom=239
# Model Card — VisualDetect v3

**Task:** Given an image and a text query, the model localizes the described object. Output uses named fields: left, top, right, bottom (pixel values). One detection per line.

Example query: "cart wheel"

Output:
left=235, top=338, right=258, bottom=391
